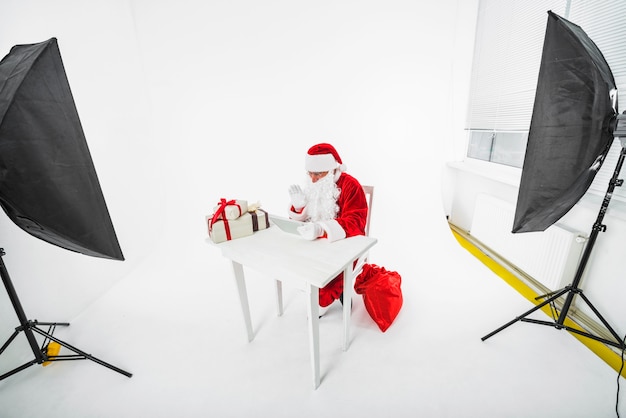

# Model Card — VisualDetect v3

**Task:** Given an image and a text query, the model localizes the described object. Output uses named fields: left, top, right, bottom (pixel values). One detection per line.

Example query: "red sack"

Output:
left=354, top=264, right=402, bottom=332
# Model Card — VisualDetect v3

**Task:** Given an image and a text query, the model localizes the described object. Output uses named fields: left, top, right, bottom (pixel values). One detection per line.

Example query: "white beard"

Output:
left=303, top=172, right=340, bottom=222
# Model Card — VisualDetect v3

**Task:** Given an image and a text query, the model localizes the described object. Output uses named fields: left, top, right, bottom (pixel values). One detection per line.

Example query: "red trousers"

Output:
left=319, top=273, right=344, bottom=307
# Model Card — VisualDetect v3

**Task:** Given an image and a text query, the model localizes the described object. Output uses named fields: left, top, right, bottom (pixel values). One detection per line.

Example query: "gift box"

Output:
left=250, top=209, right=269, bottom=232
left=208, top=212, right=254, bottom=243
left=211, top=199, right=248, bottom=221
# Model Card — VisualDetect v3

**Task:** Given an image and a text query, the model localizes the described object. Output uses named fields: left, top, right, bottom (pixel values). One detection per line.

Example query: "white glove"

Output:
left=297, top=222, right=324, bottom=240
left=288, top=184, right=306, bottom=209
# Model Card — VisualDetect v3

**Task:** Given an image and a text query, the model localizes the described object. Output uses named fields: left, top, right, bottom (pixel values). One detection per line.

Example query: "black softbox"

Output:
left=512, top=11, right=617, bottom=233
left=0, top=38, right=123, bottom=260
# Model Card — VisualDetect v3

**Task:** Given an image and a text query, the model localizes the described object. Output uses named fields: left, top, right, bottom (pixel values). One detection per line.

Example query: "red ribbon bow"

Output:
left=210, top=198, right=238, bottom=241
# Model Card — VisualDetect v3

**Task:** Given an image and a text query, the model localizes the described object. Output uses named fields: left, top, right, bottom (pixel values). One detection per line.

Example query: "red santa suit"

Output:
left=288, top=143, right=368, bottom=307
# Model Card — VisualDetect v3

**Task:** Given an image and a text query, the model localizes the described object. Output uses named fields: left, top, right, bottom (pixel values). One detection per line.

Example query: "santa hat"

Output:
left=305, top=143, right=347, bottom=173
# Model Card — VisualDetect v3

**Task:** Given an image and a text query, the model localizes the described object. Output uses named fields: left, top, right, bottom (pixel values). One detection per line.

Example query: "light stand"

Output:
left=482, top=116, right=626, bottom=350
left=0, top=248, right=132, bottom=380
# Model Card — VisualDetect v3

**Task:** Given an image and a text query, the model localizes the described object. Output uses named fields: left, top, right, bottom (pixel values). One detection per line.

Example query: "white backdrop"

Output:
left=0, top=0, right=477, bottom=364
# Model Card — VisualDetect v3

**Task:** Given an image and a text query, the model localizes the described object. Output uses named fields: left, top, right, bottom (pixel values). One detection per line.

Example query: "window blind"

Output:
left=465, top=0, right=567, bottom=131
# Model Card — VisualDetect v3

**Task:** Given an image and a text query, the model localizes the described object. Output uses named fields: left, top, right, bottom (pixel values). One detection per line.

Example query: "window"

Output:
left=467, top=131, right=528, bottom=168
left=466, top=0, right=626, bottom=200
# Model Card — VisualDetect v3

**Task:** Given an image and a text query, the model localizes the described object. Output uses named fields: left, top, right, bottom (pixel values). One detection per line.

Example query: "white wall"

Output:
left=0, top=0, right=479, bottom=366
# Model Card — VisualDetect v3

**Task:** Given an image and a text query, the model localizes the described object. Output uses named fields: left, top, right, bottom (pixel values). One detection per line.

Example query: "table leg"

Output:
left=275, top=280, right=284, bottom=316
left=306, top=284, right=320, bottom=389
left=342, top=266, right=352, bottom=351
left=231, top=261, right=254, bottom=342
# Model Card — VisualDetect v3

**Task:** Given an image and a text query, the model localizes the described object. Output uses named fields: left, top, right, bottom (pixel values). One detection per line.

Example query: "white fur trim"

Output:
left=305, top=154, right=338, bottom=172
left=288, top=207, right=308, bottom=222
left=333, top=164, right=347, bottom=181
left=318, top=219, right=346, bottom=242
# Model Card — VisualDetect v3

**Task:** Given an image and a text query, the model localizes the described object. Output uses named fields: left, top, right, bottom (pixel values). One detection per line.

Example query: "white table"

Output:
left=210, top=225, right=377, bottom=389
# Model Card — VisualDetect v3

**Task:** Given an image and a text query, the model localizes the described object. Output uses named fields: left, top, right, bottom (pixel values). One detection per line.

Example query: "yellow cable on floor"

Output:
left=450, top=227, right=625, bottom=377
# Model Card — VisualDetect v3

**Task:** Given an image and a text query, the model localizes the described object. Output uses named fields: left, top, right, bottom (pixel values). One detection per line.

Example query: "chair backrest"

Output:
left=362, top=185, right=374, bottom=236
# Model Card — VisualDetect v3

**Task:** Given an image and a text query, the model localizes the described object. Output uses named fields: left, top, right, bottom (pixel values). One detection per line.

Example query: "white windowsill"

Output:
left=447, top=158, right=626, bottom=222
left=446, top=158, right=522, bottom=187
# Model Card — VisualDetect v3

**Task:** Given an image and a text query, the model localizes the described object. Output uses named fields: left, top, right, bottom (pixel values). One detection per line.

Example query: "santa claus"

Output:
left=288, top=143, right=368, bottom=307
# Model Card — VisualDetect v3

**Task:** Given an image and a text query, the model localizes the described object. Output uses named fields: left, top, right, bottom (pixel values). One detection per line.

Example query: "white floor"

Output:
left=0, top=228, right=623, bottom=418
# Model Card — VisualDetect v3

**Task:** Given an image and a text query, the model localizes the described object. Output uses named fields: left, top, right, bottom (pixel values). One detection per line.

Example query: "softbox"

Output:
left=512, top=11, right=617, bottom=233
left=0, top=38, right=123, bottom=260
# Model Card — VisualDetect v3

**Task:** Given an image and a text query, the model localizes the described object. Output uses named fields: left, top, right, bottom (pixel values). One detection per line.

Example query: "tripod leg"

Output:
left=482, top=286, right=570, bottom=341
left=30, top=326, right=132, bottom=378
left=576, top=291, right=625, bottom=348
left=0, top=358, right=39, bottom=381
left=36, top=321, right=70, bottom=327
left=0, top=330, right=20, bottom=355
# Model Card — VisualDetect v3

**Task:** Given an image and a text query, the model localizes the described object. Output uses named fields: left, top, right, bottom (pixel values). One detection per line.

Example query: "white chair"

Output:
left=362, top=185, right=373, bottom=237
left=274, top=185, right=374, bottom=315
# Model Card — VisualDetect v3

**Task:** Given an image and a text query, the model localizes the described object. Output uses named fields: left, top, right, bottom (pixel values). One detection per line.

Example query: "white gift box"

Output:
left=207, top=212, right=254, bottom=244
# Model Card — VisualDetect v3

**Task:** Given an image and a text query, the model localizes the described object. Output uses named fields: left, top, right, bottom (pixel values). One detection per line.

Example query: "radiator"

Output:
left=470, top=193, right=586, bottom=290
